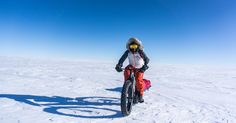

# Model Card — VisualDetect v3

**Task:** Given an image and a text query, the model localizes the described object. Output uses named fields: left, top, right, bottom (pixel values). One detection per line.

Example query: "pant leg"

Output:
left=124, top=65, right=133, bottom=81
left=135, top=71, right=144, bottom=96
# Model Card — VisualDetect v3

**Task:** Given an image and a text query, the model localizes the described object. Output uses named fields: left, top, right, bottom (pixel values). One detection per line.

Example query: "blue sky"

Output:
left=0, top=0, right=236, bottom=66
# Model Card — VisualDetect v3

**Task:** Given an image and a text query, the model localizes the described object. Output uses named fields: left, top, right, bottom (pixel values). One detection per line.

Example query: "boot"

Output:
left=138, top=94, right=144, bottom=103
left=133, top=91, right=139, bottom=104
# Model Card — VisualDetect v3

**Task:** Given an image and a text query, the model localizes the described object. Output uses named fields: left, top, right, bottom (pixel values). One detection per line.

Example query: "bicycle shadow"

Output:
left=0, top=94, right=122, bottom=118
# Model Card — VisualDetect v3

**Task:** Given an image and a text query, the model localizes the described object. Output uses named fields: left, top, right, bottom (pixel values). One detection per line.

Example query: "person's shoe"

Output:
left=133, top=91, right=139, bottom=104
left=133, top=94, right=139, bottom=104
left=139, top=95, right=144, bottom=103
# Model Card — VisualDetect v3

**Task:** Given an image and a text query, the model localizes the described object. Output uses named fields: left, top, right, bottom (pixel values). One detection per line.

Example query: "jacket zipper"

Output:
left=133, top=53, right=136, bottom=68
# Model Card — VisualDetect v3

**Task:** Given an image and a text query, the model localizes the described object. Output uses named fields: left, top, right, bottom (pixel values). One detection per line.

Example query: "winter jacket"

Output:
left=118, top=50, right=149, bottom=69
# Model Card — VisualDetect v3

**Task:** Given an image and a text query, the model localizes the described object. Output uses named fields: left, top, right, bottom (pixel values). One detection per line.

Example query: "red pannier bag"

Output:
left=143, top=79, right=151, bottom=91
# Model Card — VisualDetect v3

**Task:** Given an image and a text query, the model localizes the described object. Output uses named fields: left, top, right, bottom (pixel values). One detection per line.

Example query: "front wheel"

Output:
left=121, top=80, right=133, bottom=116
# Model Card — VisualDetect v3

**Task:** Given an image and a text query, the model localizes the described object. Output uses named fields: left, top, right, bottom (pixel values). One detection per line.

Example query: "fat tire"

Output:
left=121, top=80, right=133, bottom=116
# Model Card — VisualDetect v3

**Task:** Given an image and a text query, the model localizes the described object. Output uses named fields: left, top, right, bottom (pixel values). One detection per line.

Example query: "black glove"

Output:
left=139, top=65, right=149, bottom=73
left=115, top=64, right=123, bottom=72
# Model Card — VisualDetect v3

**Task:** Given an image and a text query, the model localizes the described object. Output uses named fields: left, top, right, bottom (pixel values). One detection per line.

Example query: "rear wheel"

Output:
left=121, top=80, right=133, bottom=116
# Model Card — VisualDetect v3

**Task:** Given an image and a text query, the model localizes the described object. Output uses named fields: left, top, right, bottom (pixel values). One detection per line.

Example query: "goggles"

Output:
left=129, top=44, right=138, bottom=49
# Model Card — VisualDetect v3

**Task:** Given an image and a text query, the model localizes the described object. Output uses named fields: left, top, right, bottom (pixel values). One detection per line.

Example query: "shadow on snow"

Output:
left=105, top=87, right=122, bottom=93
left=0, top=93, right=122, bottom=118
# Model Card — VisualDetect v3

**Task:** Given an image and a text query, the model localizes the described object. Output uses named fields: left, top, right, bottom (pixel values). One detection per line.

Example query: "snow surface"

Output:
left=0, top=56, right=236, bottom=123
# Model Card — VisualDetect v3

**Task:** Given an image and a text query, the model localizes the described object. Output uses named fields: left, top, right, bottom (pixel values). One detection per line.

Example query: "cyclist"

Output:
left=115, top=37, right=150, bottom=103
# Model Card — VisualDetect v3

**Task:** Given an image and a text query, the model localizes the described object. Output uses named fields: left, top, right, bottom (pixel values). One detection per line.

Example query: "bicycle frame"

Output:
left=127, top=68, right=136, bottom=104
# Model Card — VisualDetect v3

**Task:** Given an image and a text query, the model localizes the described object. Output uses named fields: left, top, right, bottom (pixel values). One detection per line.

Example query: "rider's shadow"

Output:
left=0, top=94, right=122, bottom=118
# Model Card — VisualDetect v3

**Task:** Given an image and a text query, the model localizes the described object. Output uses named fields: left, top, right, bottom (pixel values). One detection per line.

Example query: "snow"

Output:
left=0, top=56, right=236, bottom=123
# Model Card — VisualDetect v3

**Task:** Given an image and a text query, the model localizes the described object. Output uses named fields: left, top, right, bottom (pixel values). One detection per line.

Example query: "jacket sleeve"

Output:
left=117, top=50, right=129, bottom=66
left=139, top=50, right=150, bottom=65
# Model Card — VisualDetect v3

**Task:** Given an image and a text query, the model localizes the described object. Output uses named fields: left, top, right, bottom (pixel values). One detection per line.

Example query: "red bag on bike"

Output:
left=143, top=79, right=151, bottom=91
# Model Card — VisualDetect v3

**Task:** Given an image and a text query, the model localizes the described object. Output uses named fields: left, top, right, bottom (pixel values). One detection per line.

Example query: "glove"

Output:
left=115, top=64, right=123, bottom=72
left=139, top=65, right=149, bottom=73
